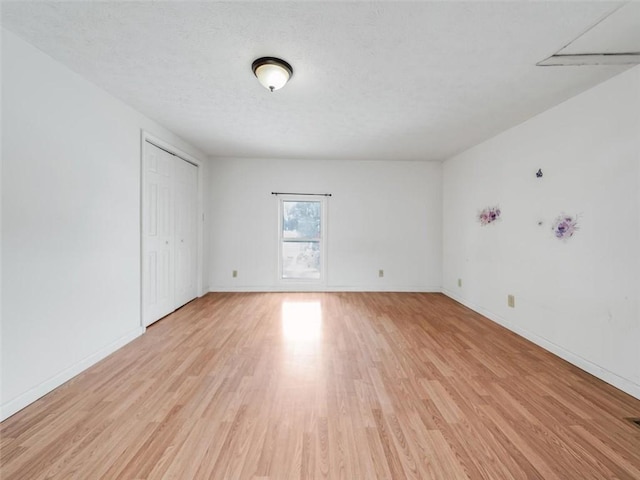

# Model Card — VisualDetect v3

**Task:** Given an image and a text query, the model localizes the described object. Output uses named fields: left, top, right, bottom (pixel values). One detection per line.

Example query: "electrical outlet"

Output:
left=508, top=294, right=515, bottom=308
left=232, top=270, right=238, bottom=278
left=378, top=269, right=384, bottom=278
left=457, top=278, right=462, bottom=287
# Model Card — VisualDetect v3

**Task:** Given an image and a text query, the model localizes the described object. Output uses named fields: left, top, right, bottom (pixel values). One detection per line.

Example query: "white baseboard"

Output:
left=209, top=285, right=442, bottom=293
left=442, top=288, right=640, bottom=401
left=1, top=327, right=144, bottom=421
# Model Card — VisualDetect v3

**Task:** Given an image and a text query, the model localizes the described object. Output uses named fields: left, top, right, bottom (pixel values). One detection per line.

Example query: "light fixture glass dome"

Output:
left=252, top=57, right=293, bottom=92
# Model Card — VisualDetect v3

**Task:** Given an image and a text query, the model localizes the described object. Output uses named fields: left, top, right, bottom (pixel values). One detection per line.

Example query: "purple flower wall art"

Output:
left=552, top=214, right=578, bottom=240
left=478, top=206, right=501, bottom=226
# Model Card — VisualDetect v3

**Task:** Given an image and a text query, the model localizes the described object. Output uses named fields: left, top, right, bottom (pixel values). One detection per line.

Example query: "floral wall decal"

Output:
left=552, top=214, right=579, bottom=240
left=478, top=206, right=501, bottom=225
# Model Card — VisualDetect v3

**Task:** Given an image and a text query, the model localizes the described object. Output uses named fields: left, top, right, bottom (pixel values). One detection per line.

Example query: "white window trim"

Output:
left=277, top=195, right=328, bottom=287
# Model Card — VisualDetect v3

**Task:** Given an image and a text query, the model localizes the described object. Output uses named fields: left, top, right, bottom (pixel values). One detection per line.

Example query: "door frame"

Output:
left=140, top=131, right=204, bottom=329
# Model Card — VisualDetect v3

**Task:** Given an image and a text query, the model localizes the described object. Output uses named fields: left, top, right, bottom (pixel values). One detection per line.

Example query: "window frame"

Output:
left=277, top=195, right=327, bottom=286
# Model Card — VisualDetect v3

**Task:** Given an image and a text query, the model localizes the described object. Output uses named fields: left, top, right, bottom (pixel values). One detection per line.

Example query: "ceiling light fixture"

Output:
left=252, top=57, right=293, bottom=92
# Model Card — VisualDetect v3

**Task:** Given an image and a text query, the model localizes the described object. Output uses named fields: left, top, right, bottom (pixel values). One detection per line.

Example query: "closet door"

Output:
left=174, top=158, right=198, bottom=308
left=143, top=143, right=175, bottom=326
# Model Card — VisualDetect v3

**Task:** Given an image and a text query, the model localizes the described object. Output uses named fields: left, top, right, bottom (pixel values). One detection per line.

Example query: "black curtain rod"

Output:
left=271, top=192, right=332, bottom=197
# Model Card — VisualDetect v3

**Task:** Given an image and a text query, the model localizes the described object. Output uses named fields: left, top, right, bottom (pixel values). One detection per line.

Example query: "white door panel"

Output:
left=174, top=159, right=198, bottom=308
left=142, top=141, right=198, bottom=326
left=143, top=143, right=174, bottom=326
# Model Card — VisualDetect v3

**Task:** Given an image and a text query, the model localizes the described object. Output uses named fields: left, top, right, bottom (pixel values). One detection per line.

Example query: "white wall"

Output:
left=209, top=158, right=442, bottom=291
left=442, top=66, right=640, bottom=399
left=1, top=30, right=208, bottom=420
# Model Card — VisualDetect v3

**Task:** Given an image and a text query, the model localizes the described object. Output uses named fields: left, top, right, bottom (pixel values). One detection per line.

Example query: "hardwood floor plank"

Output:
left=1, top=292, right=639, bottom=479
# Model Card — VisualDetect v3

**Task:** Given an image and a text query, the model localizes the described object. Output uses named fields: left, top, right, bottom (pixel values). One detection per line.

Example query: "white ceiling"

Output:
left=2, top=1, right=639, bottom=161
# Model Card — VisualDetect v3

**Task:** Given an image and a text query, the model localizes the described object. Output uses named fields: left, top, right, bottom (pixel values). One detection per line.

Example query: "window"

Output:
left=279, top=197, right=326, bottom=282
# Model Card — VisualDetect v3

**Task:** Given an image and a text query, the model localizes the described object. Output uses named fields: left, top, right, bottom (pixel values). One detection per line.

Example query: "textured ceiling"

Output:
left=2, top=1, right=639, bottom=161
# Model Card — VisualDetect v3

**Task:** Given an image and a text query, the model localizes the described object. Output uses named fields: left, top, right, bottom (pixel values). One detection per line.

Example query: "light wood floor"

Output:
left=1, top=293, right=639, bottom=479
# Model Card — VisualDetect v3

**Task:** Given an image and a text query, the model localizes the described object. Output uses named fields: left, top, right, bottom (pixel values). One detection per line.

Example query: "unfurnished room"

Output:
left=1, top=1, right=640, bottom=479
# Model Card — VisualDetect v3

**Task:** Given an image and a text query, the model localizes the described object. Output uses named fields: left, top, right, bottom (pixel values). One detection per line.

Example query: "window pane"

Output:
left=283, top=201, right=321, bottom=239
left=282, top=241, right=320, bottom=279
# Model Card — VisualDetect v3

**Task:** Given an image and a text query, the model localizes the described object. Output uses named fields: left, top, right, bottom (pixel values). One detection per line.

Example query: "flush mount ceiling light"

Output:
left=252, top=57, right=293, bottom=92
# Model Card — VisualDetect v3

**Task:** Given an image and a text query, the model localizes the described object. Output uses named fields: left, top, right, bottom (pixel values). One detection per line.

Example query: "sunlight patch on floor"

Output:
left=281, top=301, right=322, bottom=343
